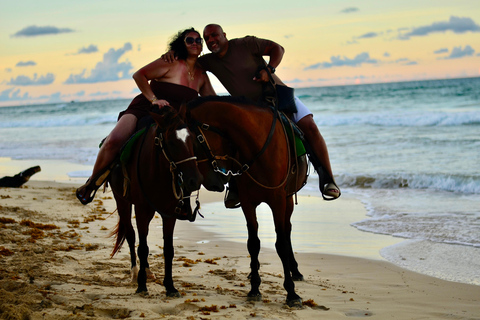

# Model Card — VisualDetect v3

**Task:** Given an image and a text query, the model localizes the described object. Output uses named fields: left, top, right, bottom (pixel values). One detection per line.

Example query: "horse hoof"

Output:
left=292, top=274, right=304, bottom=281
left=135, top=289, right=149, bottom=297
left=247, top=292, right=262, bottom=302
left=166, top=290, right=181, bottom=298
left=286, top=297, right=303, bottom=308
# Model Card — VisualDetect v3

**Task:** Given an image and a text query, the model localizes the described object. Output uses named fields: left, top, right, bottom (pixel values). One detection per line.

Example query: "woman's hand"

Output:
left=152, top=99, right=170, bottom=108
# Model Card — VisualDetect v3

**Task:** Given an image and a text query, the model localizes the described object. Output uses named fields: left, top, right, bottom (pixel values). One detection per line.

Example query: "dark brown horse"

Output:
left=108, top=106, right=202, bottom=296
left=187, top=96, right=308, bottom=307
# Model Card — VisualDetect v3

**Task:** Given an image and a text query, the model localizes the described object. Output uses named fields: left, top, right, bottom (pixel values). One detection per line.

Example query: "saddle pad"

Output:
left=279, top=113, right=306, bottom=156
left=120, top=127, right=147, bottom=165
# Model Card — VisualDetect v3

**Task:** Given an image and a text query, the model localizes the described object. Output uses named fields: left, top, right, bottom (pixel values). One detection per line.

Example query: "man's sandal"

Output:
left=76, top=168, right=112, bottom=205
left=322, top=182, right=341, bottom=201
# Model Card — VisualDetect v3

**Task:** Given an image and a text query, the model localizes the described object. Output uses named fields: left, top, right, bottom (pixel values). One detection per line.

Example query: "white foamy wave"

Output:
left=336, top=173, right=480, bottom=194
left=317, top=110, right=480, bottom=127
left=0, top=114, right=118, bottom=128
left=353, top=212, right=480, bottom=248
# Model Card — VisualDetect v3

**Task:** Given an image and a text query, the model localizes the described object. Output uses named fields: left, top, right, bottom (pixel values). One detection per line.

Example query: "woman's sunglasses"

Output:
left=185, top=37, right=203, bottom=45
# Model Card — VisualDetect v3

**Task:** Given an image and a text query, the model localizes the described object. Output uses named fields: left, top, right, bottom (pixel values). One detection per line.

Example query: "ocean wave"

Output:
left=316, top=110, right=480, bottom=127
left=0, top=115, right=118, bottom=128
left=336, top=173, right=480, bottom=194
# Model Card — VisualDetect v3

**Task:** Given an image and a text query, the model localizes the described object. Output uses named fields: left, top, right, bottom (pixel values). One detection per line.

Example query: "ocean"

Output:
left=1, top=77, right=479, bottom=285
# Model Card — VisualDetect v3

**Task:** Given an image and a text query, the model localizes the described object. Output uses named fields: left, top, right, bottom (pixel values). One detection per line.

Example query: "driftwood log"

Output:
left=0, top=166, right=41, bottom=187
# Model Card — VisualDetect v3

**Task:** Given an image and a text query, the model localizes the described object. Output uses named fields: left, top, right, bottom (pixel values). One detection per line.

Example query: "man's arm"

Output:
left=254, top=40, right=284, bottom=82
left=263, top=40, right=284, bottom=72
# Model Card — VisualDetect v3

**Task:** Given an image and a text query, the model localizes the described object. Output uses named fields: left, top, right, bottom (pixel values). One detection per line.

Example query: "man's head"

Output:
left=203, top=24, right=228, bottom=56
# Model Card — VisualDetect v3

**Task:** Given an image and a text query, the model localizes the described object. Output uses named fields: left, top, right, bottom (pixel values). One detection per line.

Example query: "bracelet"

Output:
left=150, top=96, right=158, bottom=103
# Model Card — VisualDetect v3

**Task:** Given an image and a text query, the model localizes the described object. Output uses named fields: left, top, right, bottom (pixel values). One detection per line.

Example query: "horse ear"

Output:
left=178, top=103, right=187, bottom=121
left=149, top=108, right=170, bottom=128
left=149, top=112, right=164, bottom=127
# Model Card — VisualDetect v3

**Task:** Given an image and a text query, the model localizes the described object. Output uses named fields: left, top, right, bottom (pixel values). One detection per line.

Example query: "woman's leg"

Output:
left=76, top=114, right=137, bottom=204
left=91, top=114, right=137, bottom=178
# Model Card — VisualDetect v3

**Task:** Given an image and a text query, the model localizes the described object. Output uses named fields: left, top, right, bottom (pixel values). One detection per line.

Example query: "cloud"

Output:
left=357, top=32, right=378, bottom=39
left=0, top=88, right=29, bottom=102
left=441, top=45, right=475, bottom=59
left=383, top=52, right=391, bottom=57
left=304, top=52, right=378, bottom=70
left=16, top=61, right=37, bottom=67
left=7, top=73, right=55, bottom=86
left=90, top=91, right=110, bottom=97
left=395, top=58, right=418, bottom=65
left=434, top=48, right=449, bottom=54
left=340, top=7, right=359, bottom=13
left=64, top=43, right=133, bottom=84
left=400, top=16, right=480, bottom=39
left=76, top=45, right=99, bottom=54
left=5, top=68, right=12, bottom=73
left=12, top=25, right=74, bottom=37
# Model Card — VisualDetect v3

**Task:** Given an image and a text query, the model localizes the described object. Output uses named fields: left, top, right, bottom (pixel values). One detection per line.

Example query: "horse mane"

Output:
left=187, top=95, right=263, bottom=110
left=150, top=106, right=184, bottom=134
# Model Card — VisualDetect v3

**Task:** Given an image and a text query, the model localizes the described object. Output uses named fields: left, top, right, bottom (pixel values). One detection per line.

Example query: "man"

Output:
left=165, top=24, right=340, bottom=206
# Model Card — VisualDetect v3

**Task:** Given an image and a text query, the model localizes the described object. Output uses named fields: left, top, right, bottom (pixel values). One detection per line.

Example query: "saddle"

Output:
left=277, top=111, right=308, bottom=197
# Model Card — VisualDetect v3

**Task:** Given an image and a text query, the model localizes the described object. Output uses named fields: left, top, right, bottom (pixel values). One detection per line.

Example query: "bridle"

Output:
left=188, top=108, right=291, bottom=190
left=137, top=124, right=200, bottom=218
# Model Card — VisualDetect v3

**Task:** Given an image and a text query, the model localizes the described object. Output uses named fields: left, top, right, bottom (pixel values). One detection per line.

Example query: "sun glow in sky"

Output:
left=1, top=0, right=479, bottom=106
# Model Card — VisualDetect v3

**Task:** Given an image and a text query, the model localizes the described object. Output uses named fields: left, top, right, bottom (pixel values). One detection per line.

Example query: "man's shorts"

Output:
left=292, top=96, right=313, bottom=123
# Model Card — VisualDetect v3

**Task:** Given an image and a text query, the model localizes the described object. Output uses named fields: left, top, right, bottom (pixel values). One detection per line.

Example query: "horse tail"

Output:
left=109, top=220, right=126, bottom=258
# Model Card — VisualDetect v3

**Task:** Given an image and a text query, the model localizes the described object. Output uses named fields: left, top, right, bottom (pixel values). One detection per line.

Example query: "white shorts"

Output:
left=292, top=96, right=312, bottom=123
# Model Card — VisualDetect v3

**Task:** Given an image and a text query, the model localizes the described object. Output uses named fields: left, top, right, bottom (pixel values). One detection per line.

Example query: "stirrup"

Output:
left=322, top=181, right=341, bottom=201
left=224, top=187, right=241, bottom=209
left=76, top=167, right=112, bottom=205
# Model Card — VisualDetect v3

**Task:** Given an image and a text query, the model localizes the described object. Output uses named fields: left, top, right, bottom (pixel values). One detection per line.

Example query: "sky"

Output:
left=1, top=0, right=479, bottom=107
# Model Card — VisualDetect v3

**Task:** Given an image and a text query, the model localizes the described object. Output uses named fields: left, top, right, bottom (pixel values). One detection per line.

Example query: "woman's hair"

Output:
left=168, top=28, right=201, bottom=60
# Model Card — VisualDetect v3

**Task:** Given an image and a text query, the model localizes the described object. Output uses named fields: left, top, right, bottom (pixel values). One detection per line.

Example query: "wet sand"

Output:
left=1, top=179, right=479, bottom=319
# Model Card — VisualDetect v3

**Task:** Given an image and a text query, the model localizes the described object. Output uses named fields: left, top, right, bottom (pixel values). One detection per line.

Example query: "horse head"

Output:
left=150, top=107, right=203, bottom=195
left=186, top=102, right=239, bottom=192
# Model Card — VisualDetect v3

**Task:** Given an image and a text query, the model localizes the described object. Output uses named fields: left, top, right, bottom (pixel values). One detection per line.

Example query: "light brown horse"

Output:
left=187, top=96, right=308, bottom=307
left=108, top=106, right=202, bottom=296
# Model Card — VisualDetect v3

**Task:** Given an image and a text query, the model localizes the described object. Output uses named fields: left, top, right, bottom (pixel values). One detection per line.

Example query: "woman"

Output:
left=76, top=28, right=215, bottom=205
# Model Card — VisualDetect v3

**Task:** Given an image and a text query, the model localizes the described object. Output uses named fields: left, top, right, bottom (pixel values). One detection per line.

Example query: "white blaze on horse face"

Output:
left=176, top=128, right=190, bottom=145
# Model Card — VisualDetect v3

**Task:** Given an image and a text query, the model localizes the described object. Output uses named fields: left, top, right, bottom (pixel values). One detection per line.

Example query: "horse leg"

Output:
left=162, top=216, right=180, bottom=297
left=134, top=204, right=155, bottom=294
left=270, top=197, right=302, bottom=307
left=285, top=196, right=304, bottom=281
left=242, top=203, right=262, bottom=301
left=123, top=206, right=138, bottom=282
left=112, top=193, right=138, bottom=282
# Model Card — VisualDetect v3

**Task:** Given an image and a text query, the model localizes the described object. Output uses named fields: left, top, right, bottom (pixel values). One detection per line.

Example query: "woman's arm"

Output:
left=198, top=70, right=216, bottom=97
left=132, top=58, right=172, bottom=105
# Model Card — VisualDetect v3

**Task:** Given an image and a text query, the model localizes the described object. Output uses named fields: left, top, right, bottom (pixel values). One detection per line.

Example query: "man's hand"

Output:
left=253, top=68, right=269, bottom=82
left=161, top=50, right=177, bottom=63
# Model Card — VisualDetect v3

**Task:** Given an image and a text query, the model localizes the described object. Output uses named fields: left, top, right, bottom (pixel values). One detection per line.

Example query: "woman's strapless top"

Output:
left=119, top=81, right=199, bottom=120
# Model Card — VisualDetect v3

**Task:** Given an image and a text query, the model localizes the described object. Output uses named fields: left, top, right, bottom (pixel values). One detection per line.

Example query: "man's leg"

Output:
left=292, top=95, right=340, bottom=200
left=296, top=115, right=340, bottom=199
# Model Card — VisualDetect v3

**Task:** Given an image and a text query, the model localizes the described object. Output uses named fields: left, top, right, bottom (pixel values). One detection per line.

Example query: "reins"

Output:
left=189, top=105, right=292, bottom=190
left=153, top=128, right=197, bottom=200
left=136, top=124, right=199, bottom=218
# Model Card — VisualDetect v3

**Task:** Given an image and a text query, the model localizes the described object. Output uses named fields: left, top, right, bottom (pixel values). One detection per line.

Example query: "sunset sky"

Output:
left=1, top=0, right=479, bottom=107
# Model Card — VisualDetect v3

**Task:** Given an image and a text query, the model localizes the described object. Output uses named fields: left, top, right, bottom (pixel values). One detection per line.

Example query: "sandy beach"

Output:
left=1, top=174, right=479, bottom=320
